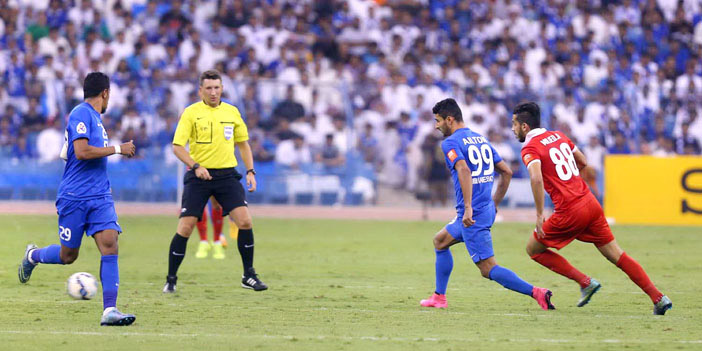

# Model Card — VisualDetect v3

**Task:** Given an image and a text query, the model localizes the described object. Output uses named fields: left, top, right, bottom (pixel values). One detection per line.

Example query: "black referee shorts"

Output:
left=180, top=168, right=247, bottom=220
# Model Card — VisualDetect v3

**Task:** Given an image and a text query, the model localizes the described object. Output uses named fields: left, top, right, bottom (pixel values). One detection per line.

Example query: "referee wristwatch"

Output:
left=192, top=163, right=200, bottom=171
left=246, top=169, right=256, bottom=175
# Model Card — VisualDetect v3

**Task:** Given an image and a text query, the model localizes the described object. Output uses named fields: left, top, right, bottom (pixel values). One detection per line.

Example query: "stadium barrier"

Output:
left=604, top=155, right=702, bottom=226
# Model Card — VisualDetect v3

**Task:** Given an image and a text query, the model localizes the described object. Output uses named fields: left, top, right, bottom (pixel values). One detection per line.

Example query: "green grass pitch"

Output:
left=0, top=214, right=700, bottom=350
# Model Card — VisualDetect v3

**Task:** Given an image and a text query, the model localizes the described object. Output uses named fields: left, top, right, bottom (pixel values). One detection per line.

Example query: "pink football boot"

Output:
left=532, top=287, right=556, bottom=310
left=420, top=293, right=447, bottom=308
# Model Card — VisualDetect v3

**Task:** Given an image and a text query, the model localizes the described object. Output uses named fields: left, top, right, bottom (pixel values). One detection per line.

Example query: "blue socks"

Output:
left=100, top=255, right=119, bottom=310
left=488, top=265, right=533, bottom=296
left=30, top=245, right=64, bottom=264
left=434, top=249, right=453, bottom=295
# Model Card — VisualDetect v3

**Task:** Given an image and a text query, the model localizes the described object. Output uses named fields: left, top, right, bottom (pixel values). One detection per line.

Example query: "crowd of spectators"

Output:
left=1, top=0, right=701, bottom=195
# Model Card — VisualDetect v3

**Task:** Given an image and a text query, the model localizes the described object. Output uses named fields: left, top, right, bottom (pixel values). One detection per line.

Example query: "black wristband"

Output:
left=246, top=168, right=256, bottom=175
left=192, top=163, right=200, bottom=170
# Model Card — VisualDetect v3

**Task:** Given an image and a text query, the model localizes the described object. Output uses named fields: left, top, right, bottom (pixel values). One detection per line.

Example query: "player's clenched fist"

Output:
left=535, top=214, right=546, bottom=239
left=120, top=140, right=136, bottom=157
left=195, top=166, right=212, bottom=180
left=462, top=208, right=475, bottom=227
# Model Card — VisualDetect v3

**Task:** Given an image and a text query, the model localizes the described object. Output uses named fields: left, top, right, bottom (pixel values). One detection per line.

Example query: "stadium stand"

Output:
left=0, top=0, right=700, bottom=204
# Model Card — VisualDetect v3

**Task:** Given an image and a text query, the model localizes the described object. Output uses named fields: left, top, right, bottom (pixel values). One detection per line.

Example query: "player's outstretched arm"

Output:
left=236, top=141, right=257, bottom=192
left=455, top=160, right=475, bottom=227
left=74, top=139, right=135, bottom=160
left=493, top=160, right=513, bottom=208
left=573, top=149, right=588, bottom=170
left=527, top=162, right=546, bottom=238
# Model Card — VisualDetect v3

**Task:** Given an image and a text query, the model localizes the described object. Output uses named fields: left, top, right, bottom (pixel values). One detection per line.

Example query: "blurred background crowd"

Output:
left=0, top=0, right=700, bottom=204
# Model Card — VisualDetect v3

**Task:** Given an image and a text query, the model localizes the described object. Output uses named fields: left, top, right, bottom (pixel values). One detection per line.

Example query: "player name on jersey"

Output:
left=462, top=136, right=488, bottom=145
left=539, top=133, right=562, bottom=145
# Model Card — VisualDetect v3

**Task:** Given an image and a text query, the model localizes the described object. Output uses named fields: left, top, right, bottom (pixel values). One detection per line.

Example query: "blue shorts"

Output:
left=445, top=205, right=496, bottom=263
left=56, top=196, right=122, bottom=249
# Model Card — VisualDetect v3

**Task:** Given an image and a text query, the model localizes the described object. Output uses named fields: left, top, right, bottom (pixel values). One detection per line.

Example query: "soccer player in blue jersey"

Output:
left=419, top=98, right=554, bottom=310
left=18, top=72, right=137, bottom=326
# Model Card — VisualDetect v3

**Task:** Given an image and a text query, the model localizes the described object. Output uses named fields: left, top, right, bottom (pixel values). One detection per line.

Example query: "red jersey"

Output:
left=521, top=128, right=590, bottom=212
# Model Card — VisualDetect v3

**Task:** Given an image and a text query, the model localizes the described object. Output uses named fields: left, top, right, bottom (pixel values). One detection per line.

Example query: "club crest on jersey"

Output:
left=76, top=122, right=87, bottom=134
left=224, top=125, right=233, bottom=140
left=447, top=149, right=458, bottom=162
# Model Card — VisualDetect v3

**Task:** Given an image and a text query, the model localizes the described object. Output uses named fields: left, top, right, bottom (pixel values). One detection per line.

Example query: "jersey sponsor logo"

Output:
left=76, top=122, right=87, bottom=134
left=472, top=175, right=494, bottom=184
left=447, top=149, right=458, bottom=162
left=224, top=125, right=233, bottom=140
left=523, top=153, right=533, bottom=164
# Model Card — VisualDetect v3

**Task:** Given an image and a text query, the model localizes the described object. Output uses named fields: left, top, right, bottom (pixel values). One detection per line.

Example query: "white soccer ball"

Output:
left=66, top=272, right=98, bottom=300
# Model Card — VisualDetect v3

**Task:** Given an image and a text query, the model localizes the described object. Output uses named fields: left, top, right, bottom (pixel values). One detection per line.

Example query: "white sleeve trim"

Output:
left=572, top=146, right=579, bottom=153
left=526, top=159, right=541, bottom=168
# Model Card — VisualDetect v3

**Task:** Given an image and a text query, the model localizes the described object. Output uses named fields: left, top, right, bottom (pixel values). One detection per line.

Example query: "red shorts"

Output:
left=535, top=192, right=615, bottom=250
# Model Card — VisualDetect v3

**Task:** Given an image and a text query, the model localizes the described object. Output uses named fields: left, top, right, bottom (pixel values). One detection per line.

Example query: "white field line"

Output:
left=0, top=300, right=688, bottom=321
left=0, top=330, right=700, bottom=344
left=10, top=281, right=687, bottom=296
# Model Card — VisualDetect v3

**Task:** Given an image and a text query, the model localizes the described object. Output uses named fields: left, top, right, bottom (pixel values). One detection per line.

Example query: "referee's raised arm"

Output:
left=163, top=69, right=268, bottom=294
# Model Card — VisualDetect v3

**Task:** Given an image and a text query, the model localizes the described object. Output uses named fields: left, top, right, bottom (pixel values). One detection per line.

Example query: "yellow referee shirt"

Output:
left=173, top=101, right=249, bottom=169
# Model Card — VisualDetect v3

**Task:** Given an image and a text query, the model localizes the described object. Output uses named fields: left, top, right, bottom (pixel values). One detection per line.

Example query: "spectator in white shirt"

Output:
left=275, top=133, right=312, bottom=170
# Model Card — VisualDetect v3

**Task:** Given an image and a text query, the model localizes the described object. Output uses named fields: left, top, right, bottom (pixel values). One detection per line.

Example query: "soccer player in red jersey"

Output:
left=511, top=102, right=672, bottom=315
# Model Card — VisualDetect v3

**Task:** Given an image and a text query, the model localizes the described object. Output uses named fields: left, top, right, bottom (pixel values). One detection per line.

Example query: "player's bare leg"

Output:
left=195, top=209, right=210, bottom=259
left=597, top=240, right=671, bottom=314
left=58, top=246, right=80, bottom=264
left=420, top=228, right=459, bottom=308
left=210, top=197, right=226, bottom=258
left=94, top=229, right=135, bottom=326
left=475, top=256, right=554, bottom=310
left=230, top=206, right=267, bottom=291
left=527, top=235, right=599, bottom=307
left=164, top=216, right=199, bottom=293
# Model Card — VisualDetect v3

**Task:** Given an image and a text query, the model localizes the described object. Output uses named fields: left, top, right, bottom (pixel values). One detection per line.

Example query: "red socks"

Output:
left=211, top=207, right=223, bottom=242
left=616, top=253, right=663, bottom=303
left=197, top=210, right=208, bottom=241
left=531, top=250, right=591, bottom=289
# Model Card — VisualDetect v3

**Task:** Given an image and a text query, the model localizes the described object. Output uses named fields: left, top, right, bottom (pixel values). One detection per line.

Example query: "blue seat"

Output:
left=344, top=192, right=363, bottom=206
left=294, top=193, right=314, bottom=205
left=0, top=187, right=14, bottom=199
left=320, top=192, right=338, bottom=205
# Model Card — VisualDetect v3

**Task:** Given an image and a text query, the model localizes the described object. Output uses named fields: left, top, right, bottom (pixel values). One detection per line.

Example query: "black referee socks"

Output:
left=237, top=229, right=254, bottom=274
left=168, top=233, right=189, bottom=277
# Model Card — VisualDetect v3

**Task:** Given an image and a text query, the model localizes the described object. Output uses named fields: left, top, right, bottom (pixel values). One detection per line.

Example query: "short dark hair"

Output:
left=513, top=102, right=541, bottom=129
left=432, top=98, right=463, bottom=122
left=199, top=69, right=222, bottom=86
left=83, top=72, right=110, bottom=99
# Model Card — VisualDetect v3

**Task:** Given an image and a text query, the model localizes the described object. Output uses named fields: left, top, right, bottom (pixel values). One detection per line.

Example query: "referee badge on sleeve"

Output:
left=224, top=125, right=233, bottom=140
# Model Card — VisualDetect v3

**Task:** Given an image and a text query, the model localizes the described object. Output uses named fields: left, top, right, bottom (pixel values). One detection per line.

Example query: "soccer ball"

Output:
left=66, top=272, right=98, bottom=300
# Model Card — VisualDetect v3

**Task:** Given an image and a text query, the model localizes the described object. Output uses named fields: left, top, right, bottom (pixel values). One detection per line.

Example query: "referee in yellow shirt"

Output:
left=163, top=70, right=267, bottom=293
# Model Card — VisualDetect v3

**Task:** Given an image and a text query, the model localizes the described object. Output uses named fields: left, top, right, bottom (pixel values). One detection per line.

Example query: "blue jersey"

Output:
left=57, top=102, right=111, bottom=200
left=441, top=128, right=502, bottom=214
